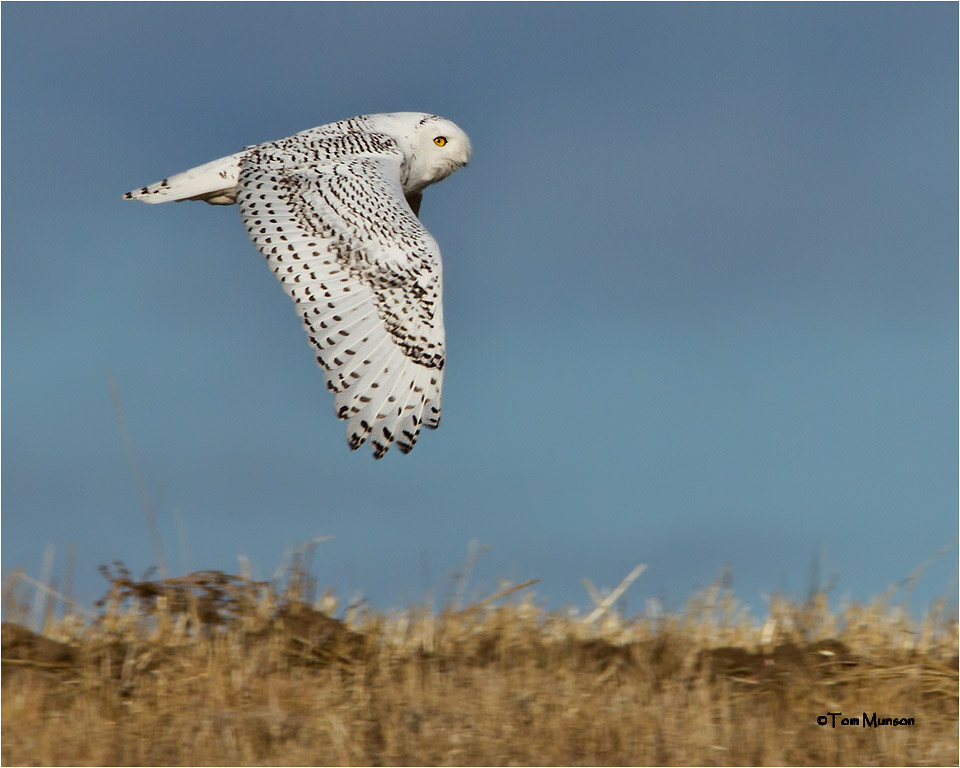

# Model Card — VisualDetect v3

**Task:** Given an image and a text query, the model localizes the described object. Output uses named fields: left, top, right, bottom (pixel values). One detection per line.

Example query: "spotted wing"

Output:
left=236, top=146, right=445, bottom=458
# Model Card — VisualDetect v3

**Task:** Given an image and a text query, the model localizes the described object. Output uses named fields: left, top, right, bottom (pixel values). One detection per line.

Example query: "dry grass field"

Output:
left=2, top=562, right=957, bottom=766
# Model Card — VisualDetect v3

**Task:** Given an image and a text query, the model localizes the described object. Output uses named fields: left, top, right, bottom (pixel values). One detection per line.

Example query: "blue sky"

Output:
left=3, top=3, right=957, bottom=619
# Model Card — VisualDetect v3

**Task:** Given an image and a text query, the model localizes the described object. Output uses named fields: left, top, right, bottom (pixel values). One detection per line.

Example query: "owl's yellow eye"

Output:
left=433, top=136, right=447, bottom=147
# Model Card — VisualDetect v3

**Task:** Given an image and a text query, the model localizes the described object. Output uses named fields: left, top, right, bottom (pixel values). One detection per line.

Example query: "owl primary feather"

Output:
left=125, top=112, right=471, bottom=458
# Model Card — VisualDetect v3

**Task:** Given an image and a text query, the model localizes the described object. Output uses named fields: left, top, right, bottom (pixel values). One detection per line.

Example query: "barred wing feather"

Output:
left=236, top=150, right=445, bottom=458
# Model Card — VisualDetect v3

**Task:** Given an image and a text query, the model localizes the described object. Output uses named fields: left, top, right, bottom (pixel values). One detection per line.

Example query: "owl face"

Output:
left=407, top=116, right=471, bottom=190
left=375, top=113, right=471, bottom=192
left=416, top=116, right=472, bottom=174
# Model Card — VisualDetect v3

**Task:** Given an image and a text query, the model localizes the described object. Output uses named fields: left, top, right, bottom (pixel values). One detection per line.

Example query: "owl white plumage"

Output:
left=125, top=112, right=471, bottom=458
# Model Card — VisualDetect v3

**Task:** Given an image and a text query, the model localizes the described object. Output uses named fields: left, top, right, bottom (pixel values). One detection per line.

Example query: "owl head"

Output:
left=369, top=112, right=471, bottom=193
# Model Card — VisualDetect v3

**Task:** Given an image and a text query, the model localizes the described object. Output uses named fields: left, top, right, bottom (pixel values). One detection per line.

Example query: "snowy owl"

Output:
left=125, top=112, right=471, bottom=458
